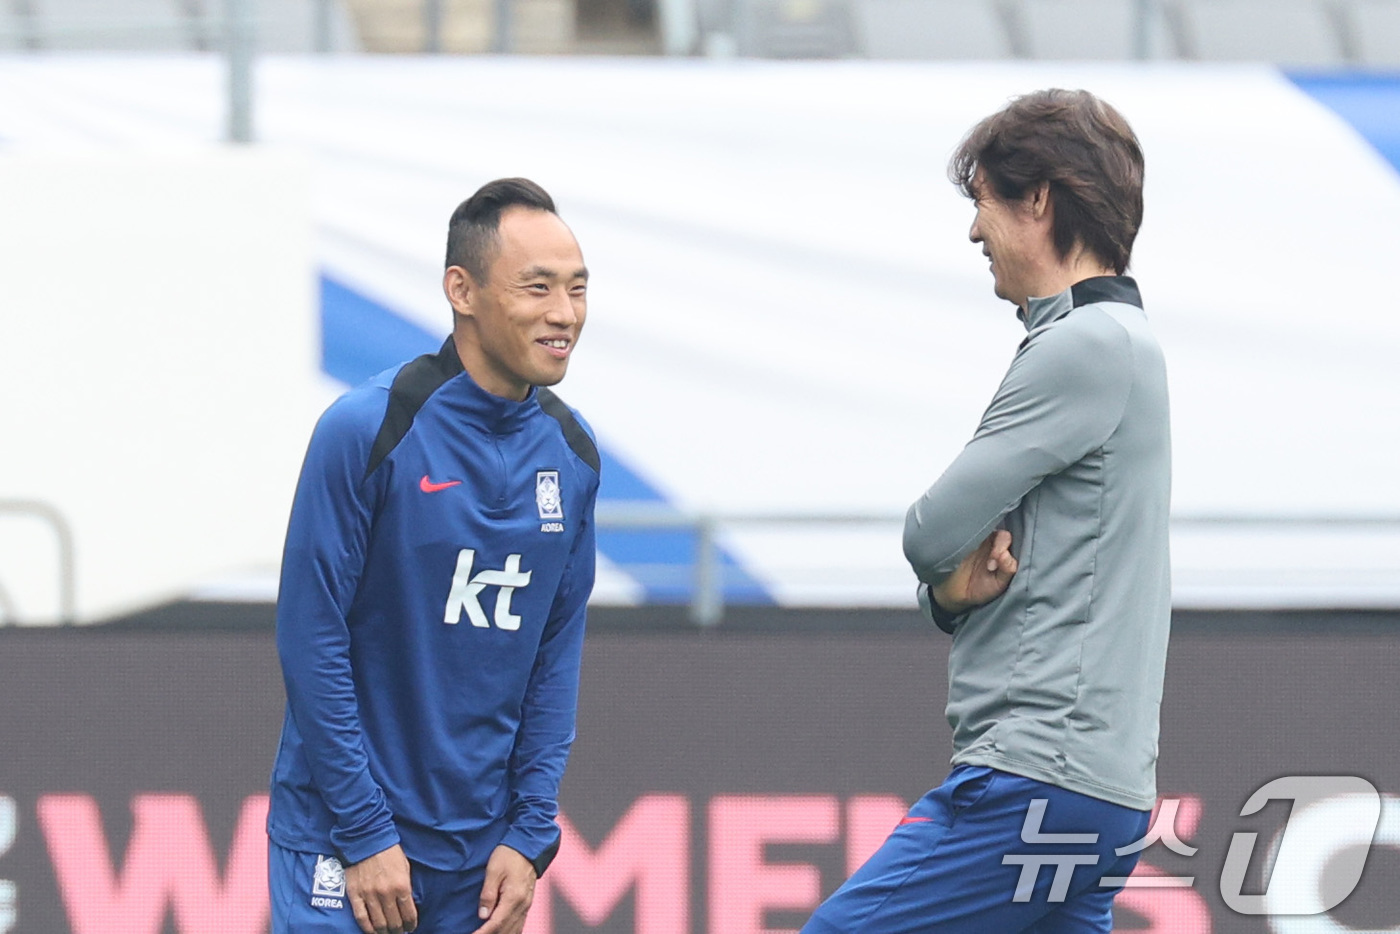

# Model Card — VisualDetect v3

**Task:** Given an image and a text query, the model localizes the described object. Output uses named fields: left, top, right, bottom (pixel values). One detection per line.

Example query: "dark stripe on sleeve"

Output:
left=537, top=388, right=600, bottom=475
left=365, top=338, right=464, bottom=480
left=532, top=835, right=561, bottom=877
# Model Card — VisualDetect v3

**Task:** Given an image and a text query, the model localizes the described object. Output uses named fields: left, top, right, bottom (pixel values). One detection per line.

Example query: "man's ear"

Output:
left=444, top=265, right=475, bottom=318
left=1029, top=181, right=1052, bottom=221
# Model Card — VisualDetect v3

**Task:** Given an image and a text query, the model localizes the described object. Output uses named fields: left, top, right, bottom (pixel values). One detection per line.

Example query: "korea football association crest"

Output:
left=536, top=470, right=564, bottom=532
left=311, top=854, right=346, bottom=908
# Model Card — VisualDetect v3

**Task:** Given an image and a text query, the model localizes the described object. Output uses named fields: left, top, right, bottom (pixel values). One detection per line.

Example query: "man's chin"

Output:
left=531, top=367, right=568, bottom=389
left=990, top=280, right=1024, bottom=309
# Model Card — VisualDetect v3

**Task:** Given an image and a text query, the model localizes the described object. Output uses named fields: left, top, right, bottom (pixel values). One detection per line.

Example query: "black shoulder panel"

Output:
left=538, top=388, right=600, bottom=475
left=365, top=339, right=463, bottom=480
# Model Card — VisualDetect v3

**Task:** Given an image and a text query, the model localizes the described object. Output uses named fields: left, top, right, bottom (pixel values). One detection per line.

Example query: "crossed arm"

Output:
left=903, top=317, right=1132, bottom=624
left=929, top=528, right=1019, bottom=616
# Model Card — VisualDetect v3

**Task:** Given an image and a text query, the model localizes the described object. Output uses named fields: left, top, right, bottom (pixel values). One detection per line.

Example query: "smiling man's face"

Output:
left=448, top=206, right=589, bottom=400
left=968, top=168, right=1050, bottom=311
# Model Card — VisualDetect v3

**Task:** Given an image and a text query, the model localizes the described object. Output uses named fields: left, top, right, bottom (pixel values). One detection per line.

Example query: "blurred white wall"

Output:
left=0, top=150, right=320, bottom=622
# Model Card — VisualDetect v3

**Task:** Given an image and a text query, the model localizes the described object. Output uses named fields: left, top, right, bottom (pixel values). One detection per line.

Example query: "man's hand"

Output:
left=347, top=844, right=417, bottom=934
left=931, top=529, right=1018, bottom=615
left=476, top=845, right=538, bottom=934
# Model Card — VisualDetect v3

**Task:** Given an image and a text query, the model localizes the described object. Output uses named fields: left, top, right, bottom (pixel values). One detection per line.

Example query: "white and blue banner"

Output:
left=2, top=58, right=1398, bottom=615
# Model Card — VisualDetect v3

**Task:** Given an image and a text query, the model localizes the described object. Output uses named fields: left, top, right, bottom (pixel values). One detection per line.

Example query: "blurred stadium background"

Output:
left=1, top=1, right=1399, bottom=932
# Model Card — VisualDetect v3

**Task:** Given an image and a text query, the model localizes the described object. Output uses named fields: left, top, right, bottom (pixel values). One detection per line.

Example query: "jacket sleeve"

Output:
left=903, top=316, right=1134, bottom=586
left=275, top=392, right=401, bottom=865
left=498, top=473, right=597, bottom=877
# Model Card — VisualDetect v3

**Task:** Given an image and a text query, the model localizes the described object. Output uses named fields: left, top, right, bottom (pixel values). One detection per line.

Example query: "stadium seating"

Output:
left=855, top=0, right=1014, bottom=59
left=1017, top=0, right=1177, bottom=59
left=732, top=0, right=859, bottom=57
left=1346, top=0, right=1400, bottom=65
left=1169, top=0, right=1346, bottom=64
left=260, top=0, right=362, bottom=52
left=4, top=0, right=1397, bottom=62
left=191, top=0, right=364, bottom=53
left=0, top=2, right=24, bottom=49
left=26, top=0, right=195, bottom=50
left=12, top=0, right=359, bottom=53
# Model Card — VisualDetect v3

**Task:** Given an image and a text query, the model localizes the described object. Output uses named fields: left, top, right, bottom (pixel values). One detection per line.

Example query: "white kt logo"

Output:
left=443, top=549, right=532, bottom=630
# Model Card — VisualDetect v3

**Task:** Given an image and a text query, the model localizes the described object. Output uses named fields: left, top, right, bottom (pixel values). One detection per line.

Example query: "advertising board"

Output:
left=0, top=611, right=1395, bottom=933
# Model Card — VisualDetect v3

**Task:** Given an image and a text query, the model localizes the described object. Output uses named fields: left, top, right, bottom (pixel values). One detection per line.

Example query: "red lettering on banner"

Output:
left=37, top=793, right=269, bottom=934
left=708, top=795, right=840, bottom=934
left=1116, top=863, right=1213, bottom=933
left=844, top=796, right=910, bottom=876
left=524, top=795, right=689, bottom=934
left=1116, top=795, right=1212, bottom=933
left=518, top=792, right=1210, bottom=934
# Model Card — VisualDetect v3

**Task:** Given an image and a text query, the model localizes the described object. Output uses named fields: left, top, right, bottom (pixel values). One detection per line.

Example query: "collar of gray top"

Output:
left=1020, top=275, right=1142, bottom=332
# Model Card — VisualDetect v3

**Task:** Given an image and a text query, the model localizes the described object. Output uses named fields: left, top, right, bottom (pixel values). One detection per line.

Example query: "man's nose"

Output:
left=545, top=290, right=578, bottom=326
left=969, top=217, right=982, bottom=243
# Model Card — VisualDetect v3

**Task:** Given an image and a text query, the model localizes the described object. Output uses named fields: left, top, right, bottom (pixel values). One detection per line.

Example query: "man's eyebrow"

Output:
left=519, top=265, right=589, bottom=281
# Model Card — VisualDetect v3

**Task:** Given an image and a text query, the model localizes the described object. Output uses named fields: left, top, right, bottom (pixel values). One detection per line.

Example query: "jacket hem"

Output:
left=951, top=750, right=1155, bottom=811
left=266, top=821, right=401, bottom=866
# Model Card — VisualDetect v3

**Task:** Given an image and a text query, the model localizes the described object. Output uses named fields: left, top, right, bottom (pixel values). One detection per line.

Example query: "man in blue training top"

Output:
left=269, top=178, right=599, bottom=934
left=803, top=90, right=1171, bottom=932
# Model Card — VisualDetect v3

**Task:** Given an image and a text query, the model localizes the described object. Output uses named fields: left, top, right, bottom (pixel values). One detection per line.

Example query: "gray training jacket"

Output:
left=904, top=276, right=1171, bottom=811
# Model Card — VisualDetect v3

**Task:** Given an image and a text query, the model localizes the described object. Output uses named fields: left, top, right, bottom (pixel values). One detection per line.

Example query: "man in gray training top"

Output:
left=803, top=89, right=1171, bottom=933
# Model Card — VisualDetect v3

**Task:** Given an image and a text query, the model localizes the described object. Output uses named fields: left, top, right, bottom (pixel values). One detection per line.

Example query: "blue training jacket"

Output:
left=268, top=338, right=599, bottom=875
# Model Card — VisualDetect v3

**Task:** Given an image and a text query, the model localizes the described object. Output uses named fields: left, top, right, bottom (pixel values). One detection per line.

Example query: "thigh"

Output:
left=803, top=765, right=1006, bottom=934
left=411, top=861, right=488, bottom=934
left=269, top=843, right=362, bottom=934
left=802, top=768, right=1151, bottom=934
left=1022, top=884, right=1122, bottom=934
left=1022, top=827, right=1147, bottom=934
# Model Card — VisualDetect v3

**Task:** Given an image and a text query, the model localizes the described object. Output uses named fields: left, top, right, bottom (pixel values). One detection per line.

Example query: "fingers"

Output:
left=376, top=897, right=402, bottom=934
left=991, top=529, right=1013, bottom=565
left=351, top=894, right=375, bottom=934
left=352, top=892, right=401, bottom=934
left=478, top=860, right=503, bottom=923
left=346, top=845, right=414, bottom=934
left=475, top=887, right=531, bottom=934
left=478, top=847, right=537, bottom=934
left=361, top=895, right=406, bottom=934
left=985, top=529, right=1013, bottom=571
left=398, top=894, right=419, bottom=932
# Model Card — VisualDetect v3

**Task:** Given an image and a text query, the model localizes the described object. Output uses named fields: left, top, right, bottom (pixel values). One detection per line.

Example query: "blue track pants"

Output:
left=802, top=765, right=1151, bottom=934
left=270, top=842, right=487, bottom=933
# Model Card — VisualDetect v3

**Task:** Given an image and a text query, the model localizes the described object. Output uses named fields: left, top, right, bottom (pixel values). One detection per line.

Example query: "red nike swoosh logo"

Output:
left=420, top=476, right=462, bottom=493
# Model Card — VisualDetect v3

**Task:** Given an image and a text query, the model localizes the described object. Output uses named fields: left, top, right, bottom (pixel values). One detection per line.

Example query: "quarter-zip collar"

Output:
left=432, top=338, right=539, bottom=435
left=1020, top=275, right=1143, bottom=333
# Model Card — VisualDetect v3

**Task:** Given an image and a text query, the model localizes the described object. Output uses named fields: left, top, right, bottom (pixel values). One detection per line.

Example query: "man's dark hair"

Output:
left=445, top=177, right=558, bottom=282
left=950, top=89, right=1144, bottom=275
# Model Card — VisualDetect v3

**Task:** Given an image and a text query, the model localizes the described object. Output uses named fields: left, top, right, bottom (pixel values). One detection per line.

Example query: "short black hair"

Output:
left=950, top=89, right=1144, bottom=275
left=445, top=178, right=558, bottom=283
